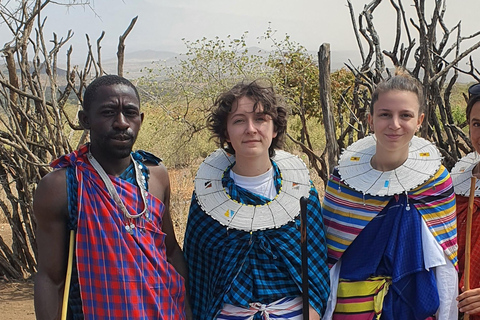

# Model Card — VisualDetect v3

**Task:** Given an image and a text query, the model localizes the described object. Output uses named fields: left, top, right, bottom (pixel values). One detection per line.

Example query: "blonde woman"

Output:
left=323, top=71, right=457, bottom=320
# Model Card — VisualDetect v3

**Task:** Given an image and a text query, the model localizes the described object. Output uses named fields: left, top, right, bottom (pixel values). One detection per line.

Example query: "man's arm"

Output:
left=147, top=163, right=187, bottom=276
left=148, top=163, right=192, bottom=319
left=33, top=169, right=69, bottom=320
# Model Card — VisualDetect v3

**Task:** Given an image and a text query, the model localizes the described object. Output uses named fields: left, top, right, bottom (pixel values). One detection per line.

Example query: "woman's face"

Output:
left=226, top=96, right=277, bottom=161
left=368, top=90, right=424, bottom=155
left=469, top=101, right=480, bottom=154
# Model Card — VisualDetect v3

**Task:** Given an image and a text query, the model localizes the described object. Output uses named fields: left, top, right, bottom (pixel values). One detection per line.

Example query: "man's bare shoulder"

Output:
left=34, top=168, right=68, bottom=219
left=144, top=162, right=169, bottom=202
left=36, top=168, right=67, bottom=192
left=146, top=162, right=168, bottom=180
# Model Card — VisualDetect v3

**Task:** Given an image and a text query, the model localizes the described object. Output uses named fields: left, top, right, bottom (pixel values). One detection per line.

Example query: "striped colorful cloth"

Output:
left=184, top=160, right=330, bottom=320
left=335, top=194, right=440, bottom=319
left=456, top=195, right=480, bottom=320
left=323, top=165, right=457, bottom=269
left=52, top=144, right=186, bottom=320
left=334, top=276, right=391, bottom=320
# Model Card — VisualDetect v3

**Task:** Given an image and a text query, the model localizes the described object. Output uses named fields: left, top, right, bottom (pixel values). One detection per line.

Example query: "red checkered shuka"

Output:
left=54, top=147, right=186, bottom=319
left=457, top=196, right=480, bottom=296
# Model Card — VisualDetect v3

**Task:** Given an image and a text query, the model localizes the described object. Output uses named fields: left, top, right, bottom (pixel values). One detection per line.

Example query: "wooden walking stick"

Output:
left=300, top=196, right=309, bottom=320
left=61, top=230, right=75, bottom=320
left=464, top=176, right=477, bottom=320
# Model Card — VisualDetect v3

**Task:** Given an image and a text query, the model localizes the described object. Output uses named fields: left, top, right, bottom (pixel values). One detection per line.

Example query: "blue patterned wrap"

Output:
left=184, top=160, right=330, bottom=319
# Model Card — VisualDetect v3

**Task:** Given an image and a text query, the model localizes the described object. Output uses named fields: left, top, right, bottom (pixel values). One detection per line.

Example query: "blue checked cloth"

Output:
left=184, top=160, right=330, bottom=319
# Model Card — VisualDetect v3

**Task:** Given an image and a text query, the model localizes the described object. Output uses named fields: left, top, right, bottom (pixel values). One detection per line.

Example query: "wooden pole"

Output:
left=464, top=176, right=476, bottom=320
left=318, top=43, right=339, bottom=176
left=300, top=196, right=309, bottom=320
left=61, top=230, right=75, bottom=320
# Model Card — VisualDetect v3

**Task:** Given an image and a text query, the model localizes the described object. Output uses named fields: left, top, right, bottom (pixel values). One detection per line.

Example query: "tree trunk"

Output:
left=318, top=43, right=339, bottom=176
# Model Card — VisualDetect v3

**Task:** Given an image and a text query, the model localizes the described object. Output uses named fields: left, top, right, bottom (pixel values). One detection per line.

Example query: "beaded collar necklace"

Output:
left=87, top=151, right=149, bottom=234
left=194, top=148, right=311, bottom=231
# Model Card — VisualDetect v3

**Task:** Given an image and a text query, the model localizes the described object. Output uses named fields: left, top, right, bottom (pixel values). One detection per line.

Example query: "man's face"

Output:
left=82, top=84, right=143, bottom=160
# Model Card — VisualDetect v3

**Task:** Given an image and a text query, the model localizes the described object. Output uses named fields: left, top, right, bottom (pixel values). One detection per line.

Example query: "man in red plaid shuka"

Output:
left=33, top=75, right=190, bottom=320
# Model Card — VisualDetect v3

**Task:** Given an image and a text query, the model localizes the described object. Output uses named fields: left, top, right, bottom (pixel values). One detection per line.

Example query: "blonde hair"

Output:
left=370, top=68, right=424, bottom=114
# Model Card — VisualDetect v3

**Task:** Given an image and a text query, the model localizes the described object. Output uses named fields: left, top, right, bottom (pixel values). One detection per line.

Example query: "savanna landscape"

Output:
left=1, top=0, right=480, bottom=319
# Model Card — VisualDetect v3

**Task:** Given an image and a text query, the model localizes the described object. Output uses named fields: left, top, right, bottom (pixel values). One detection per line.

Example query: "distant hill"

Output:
left=104, top=50, right=178, bottom=63
left=99, top=48, right=363, bottom=79
left=1, top=48, right=477, bottom=83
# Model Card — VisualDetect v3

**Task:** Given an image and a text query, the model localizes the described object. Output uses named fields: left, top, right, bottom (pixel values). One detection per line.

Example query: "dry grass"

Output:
left=168, top=163, right=200, bottom=247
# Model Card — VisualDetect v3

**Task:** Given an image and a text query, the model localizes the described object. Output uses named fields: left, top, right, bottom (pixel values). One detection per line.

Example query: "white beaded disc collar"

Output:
left=451, top=151, right=480, bottom=196
left=337, top=135, right=442, bottom=196
left=194, top=148, right=311, bottom=232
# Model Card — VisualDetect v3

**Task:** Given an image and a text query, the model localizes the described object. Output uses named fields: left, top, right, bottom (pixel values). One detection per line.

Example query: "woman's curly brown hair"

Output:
left=208, top=80, right=287, bottom=158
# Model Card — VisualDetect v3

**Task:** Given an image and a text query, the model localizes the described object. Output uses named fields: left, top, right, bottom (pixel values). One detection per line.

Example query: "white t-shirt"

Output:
left=230, top=167, right=277, bottom=200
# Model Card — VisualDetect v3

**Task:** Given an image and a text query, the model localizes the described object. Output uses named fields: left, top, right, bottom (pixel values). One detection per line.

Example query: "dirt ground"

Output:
left=0, top=280, right=35, bottom=320
left=0, top=166, right=194, bottom=320
left=0, top=224, right=35, bottom=320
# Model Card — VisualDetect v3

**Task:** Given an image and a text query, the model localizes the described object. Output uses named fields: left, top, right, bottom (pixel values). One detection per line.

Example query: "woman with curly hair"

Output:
left=184, top=80, right=330, bottom=319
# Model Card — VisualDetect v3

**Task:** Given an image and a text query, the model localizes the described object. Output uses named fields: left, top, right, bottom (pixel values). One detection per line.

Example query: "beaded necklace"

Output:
left=87, top=151, right=149, bottom=234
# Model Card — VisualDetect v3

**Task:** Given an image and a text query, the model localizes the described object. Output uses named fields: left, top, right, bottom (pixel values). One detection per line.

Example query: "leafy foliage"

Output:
left=263, top=28, right=320, bottom=119
left=138, top=33, right=269, bottom=166
left=138, top=26, right=359, bottom=169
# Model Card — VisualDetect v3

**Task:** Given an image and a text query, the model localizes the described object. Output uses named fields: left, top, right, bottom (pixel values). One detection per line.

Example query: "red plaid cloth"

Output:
left=53, top=146, right=186, bottom=319
left=457, top=195, right=480, bottom=320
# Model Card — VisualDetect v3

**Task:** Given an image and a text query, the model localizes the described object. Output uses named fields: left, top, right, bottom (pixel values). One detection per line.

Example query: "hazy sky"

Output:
left=4, top=0, right=480, bottom=64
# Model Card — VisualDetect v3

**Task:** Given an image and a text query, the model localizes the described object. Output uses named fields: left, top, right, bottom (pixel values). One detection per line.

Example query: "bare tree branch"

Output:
left=117, top=16, right=137, bottom=77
